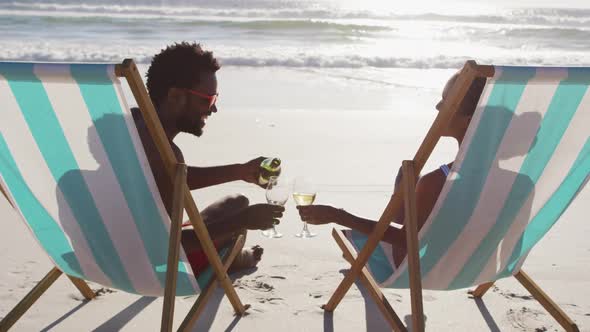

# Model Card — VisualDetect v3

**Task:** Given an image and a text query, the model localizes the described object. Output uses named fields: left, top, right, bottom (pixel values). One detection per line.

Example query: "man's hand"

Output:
left=240, top=156, right=267, bottom=188
left=237, top=203, right=285, bottom=230
left=297, top=205, right=344, bottom=225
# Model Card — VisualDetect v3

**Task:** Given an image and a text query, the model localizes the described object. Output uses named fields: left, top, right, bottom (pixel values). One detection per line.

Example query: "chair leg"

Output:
left=468, top=282, right=494, bottom=298
left=67, top=276, right=96, bottom=300
left=331, top=229, right=407, bottom=332
left=402, top=161, right=425, bottom=332
left=0, top=267, right=63, bottom=332
left=161, top=164, right=187, bottom=332
left=515, top=270, right=579, bottom=332
left=323, top=197, right=401, bottom=312
left=178, top=234, right=248, bottom=332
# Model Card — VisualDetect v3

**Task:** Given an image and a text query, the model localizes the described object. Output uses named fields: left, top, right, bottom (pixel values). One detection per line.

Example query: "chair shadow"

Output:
left=49, top=268, right=253, bottom=332
left=223, top=314, right=243, bottom=332
left=40, top=299, right=92, bottom=332
left=337, top=269, right=412, bottom=332
left=323, top=310, right=334, bottom=332
left=187, top=287, right=223, bottom=332
left=189, top=268, right=258, bottom=332
left=360, top=282, right=399, bottom=332
left=403, top=314, right=429, bottom=332
left=92, top=296, right=157, bottom=332
left=471, top=296, right=501, bottom=332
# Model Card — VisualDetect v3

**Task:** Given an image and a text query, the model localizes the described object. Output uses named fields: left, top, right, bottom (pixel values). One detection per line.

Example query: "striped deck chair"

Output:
left=323, top=61, right=589, bottom=332
left=0, top=59, right=249, bottom=332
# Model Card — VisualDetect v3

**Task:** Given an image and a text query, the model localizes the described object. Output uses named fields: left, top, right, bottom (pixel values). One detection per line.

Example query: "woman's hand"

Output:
left=296, top=205, right=344, bottom=225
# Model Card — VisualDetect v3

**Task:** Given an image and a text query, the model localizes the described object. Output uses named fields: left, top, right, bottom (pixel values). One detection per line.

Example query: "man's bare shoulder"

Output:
left=171, top=143, right=185, bottom=163
left=131, top=107, right=185, bottom=164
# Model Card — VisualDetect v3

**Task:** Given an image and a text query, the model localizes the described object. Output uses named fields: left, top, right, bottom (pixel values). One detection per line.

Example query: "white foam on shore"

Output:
left=2, top=42, right=590, bottom=69
left=2, top=1, right=590, bottom=69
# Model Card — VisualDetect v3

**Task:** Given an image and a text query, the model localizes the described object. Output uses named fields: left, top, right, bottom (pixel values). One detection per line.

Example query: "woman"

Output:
left=297, top=73, right=487, bottom=267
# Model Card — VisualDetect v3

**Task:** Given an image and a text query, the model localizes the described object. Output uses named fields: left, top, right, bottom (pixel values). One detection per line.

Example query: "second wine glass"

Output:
left=262, top=176, right=289, bottom=238
left=293, top=176, right=317, bottom=238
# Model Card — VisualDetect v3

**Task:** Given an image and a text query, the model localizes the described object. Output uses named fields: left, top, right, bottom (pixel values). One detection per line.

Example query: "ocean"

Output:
left=1, top=0, right=590, bottom=69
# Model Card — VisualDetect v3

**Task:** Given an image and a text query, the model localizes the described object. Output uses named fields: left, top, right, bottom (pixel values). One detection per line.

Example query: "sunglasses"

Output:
left=184, top=89, right=218, bottom=109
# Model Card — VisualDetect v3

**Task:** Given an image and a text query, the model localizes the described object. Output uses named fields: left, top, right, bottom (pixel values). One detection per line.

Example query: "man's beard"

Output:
left=177, top=114, right=204, bottom=137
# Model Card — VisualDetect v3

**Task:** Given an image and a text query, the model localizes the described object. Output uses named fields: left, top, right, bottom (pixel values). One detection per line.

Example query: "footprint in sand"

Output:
left=497, top=289, right=533, bottom=301
left=95, top=288, right=115, bottom=297
left=379, top=291, right=402, bottom=302
left=257, top=297, right=284, bottom=304
left=68, top=287, right=110, bottom=301
left=313, top=271, right=340, bottom=281
left=506, top=306, right=546, bottom=331
left=309, top=292, right=323, bottom=299
left=234, top=278, right=275, bottom=292
left=505, top=292, right=534, bottom=300
left=422, top=294, right=436, bottom=302
left=388, top=293, right=403, bottom=303
left=271, top=264, right=298, bottom=269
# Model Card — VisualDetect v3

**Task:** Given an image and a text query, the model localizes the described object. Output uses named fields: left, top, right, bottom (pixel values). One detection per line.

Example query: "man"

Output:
left=132, top=42, right=283, bottom=273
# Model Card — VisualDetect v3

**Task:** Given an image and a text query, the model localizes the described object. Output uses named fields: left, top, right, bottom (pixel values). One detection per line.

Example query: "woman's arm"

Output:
left=297, top=167, right=447, bottom=246
left=297, top=205, right=405, bottom=245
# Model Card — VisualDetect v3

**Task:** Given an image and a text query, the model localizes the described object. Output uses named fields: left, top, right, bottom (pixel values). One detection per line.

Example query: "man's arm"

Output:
left=185, top=156, right=267, bottom=190
left=186, top=164, right=243, bottom=190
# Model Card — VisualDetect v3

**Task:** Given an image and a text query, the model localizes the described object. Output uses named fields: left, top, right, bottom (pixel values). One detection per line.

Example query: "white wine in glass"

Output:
left=292, top=193, right=316, bottom=206
left=293, top=177, right=317, bottom=238
left=262, top=176, right=288, bottom=238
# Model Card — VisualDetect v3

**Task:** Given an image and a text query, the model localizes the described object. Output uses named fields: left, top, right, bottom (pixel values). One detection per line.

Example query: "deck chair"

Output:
left=323, top=61, right=589, bottom=332
left=0, top=59, right=249, bottom=332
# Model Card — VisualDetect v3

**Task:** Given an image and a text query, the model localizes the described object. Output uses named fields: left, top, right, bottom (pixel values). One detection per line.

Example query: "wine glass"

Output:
left=293, top=176, right=317, bottom=238
left=262, top=176, right=288, bottom=238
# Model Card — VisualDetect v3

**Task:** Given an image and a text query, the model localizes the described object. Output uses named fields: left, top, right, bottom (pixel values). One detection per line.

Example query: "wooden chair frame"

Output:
left=323, top=61, right=580, bottom=332
left=0, top=59, right=248, bottom=332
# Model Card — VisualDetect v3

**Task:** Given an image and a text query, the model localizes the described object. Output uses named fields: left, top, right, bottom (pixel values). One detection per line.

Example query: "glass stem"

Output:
left=303, top=222, right=310, bottom=232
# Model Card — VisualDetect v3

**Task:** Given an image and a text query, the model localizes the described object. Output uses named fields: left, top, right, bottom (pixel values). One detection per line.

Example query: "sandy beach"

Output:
left=1, top=65, right=589, bottom=331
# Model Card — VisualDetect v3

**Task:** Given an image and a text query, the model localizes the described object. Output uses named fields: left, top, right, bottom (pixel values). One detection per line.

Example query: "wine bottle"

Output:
left=258, top=157, right=282, bottom=185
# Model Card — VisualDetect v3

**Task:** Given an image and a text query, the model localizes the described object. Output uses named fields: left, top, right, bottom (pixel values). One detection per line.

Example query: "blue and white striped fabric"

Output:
left=0, top=62, right=204, bottom=296
left=348, top=66, right=590, bottom=290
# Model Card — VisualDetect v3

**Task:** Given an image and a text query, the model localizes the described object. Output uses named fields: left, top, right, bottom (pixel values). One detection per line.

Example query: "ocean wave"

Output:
left=447, top=26, right=590, bottom=50
left=2, top=45, right=589, bottom=69
left=0, top=12, right=391, bottom=34
left=218, top=55, right=590, bottom=68
left=0, top=1, right=372, bottom=19
left=2, top=1, right=590, bottom=27
left=216, top=20, right=391, bottom=32
left=395, top=10, right=590, bottom=27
